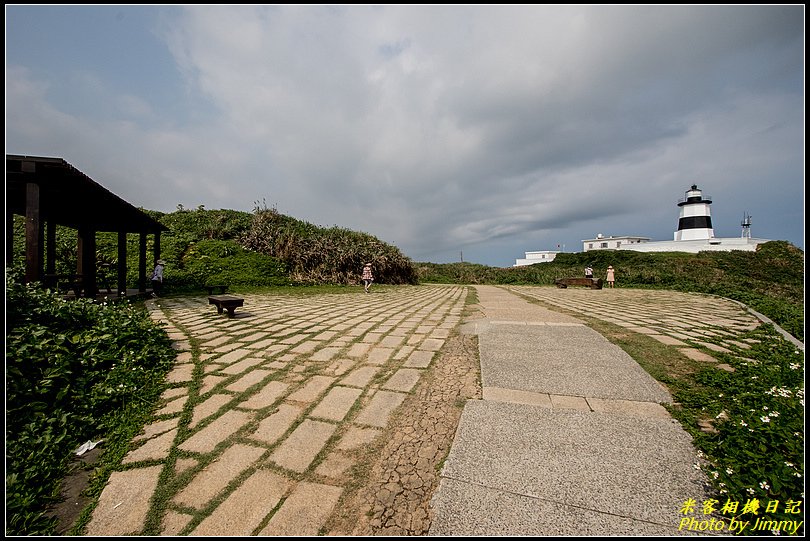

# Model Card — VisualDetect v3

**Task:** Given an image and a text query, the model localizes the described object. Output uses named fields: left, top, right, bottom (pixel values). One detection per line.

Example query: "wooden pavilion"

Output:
left=6, top=155, right=168, bottom=299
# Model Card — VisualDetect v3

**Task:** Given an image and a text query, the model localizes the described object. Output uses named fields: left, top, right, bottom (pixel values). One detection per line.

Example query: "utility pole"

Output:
left=460, top=251, right=463, bottom=263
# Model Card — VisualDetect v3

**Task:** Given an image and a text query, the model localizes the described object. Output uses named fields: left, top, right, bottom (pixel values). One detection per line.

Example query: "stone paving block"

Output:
left=174, top=443, right=266, bottom=510
left=166, top=363, right=194, bottom=384
left=346, top=343, right=371, bottom=357
left=354, top=390, right=406, bottom=428
left=178, top=410, right=254, bottom=454
left=403, top=350, right=435, bottom=368
left=336, top=426, right=382, bottom=450
left=311, top=347, right=341, bottom=362
left=220, top=356, right=267, bottom=375
left=483, top=387, right=552, bottom=408
left=287, top=375, right=336, bottom=403
left=246, top=338, right=276, bottom=350
left=366, top=347, right=394, bottom=365
left=213, top=342, right=244, bottom=354
left=309, top=386, right=363, bottom=421
left=86, top=465, right=163, bottom=535
left=269, top=419, right=338, bottom=473
left=259, top=482, right=343, bottom=536
left=549, top=394, right=591, bottom=412
left=290, top=341, right=320, bottom=354
left=694, top=341, right=733, bottom=353
left=175, top=457, right=198, bottom=476
left=215, top=348, right=252, bottom=364
left=157, top=394, right=187, bottom=416
left=325, top=358, right=355, bottom=376
left=586, top=397, right=671, bottom=419
left=649, top=334, right=688, bottom=346
left=420, top=338, right=445, bottom=351
left=200, top=373, right=229, bottom=395
left=160, top=510, right=193, bottom=536
left=191, top=469, right=292, bottom=536
left=678, top=347, right=717, bottom=363
left=250, top=403, right=304, bottom=445
left=379, top=335, right=404, bottom=348
left=314, top=452, right=355, bottom=479
left=340, top=365, right=380, bottom=388
left=133, top=417, right=178, bottom=442
left=361, top=332, right=384, bottom=344
left=123, top=428, right=178, bottom=464
left=239, top=380, right=289, bottom=410
left=382, top=368, right=422, bottom=392
left=189, top=394, right=233, bottom=428
left=226, top=369, right=272, bottom=393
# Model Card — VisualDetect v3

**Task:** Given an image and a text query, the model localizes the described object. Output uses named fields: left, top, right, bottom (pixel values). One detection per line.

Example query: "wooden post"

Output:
left=138, top=232, right=147, bottom=292
left=78, top=227, right=97, bottom=298
left=24, top=182, right=42, bottom=284
left=46, top=221, right=56, bottom=276
left=118, top=231, right=127, bottom=297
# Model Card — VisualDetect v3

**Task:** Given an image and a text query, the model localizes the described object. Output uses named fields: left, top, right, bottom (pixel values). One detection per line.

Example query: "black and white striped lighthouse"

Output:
left=674, top=184, right=714, bottom=241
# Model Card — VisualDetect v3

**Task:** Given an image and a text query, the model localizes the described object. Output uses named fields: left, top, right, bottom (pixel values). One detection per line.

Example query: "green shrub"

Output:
left=5, top=270, right=177, bottom=535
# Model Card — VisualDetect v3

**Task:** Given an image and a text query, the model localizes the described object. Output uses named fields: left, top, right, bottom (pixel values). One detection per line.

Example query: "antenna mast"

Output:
left=741, top=212, right=752, bottom=239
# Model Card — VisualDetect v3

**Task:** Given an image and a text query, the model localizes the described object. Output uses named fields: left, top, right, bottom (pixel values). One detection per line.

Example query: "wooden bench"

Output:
left=208, top=295, right=244, bottom=318
left=44, top=273, right=84, bottom=297
left=205, top=284, right=228, bottom=295
left=555, top=277, right=603, bottom=290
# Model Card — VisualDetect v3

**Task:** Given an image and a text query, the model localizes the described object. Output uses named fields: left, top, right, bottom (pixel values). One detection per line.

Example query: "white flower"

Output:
left=771, top=411, right=779, bottom=417
left=763, top=406, right=768, bottom=411
left=760, top=481, right=770, bottom=490
left=790, top=363, right=800, bottom=370
left=786, top=462, right=794, bottom=467
left=693, top=464, right=701, bottom=470
left=747, top=487, right=755, bottom=495
left=760, top=416, right=770, bottom=423
left=726, top=468, right=734, bottom=475
left=712, top=471, right=719, bottom=479
left=740, top=420, right=748, bottom=427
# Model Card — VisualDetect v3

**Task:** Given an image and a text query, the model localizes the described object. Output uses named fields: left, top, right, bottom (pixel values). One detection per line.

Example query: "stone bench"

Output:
left=208, top=295, right=244, bottom=318
left=555, top=277, right=603, bottom=290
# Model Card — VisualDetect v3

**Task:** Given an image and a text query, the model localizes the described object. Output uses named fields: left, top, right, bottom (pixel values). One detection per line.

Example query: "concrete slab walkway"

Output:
left=429, top=285, right=715, bottom=536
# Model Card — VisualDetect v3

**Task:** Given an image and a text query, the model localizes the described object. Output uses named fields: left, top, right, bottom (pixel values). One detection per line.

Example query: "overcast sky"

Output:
left=5, top=5, right=805, bottom=266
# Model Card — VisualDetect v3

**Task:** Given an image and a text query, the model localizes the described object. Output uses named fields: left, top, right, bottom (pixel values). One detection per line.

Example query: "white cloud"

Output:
left=6, top=5, right=803, bottom=265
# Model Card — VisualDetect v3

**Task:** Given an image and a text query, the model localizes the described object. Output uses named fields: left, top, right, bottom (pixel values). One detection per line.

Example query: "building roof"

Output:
left=6, top=154, right=167, bottom=233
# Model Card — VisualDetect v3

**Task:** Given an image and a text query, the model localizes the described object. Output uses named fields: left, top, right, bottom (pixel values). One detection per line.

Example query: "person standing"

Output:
left=362, top=262, right=374, bottom=293
left=151, top=259, right=165, bottom=298
left=585, top=265, right=594, bottom=279
left=606, top=265, right=615, bottom=288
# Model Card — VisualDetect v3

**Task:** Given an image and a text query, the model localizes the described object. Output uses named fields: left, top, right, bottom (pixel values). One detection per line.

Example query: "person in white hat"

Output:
left=151, top=259, right=165, bottom=297
left=361, top=262, right=374, bottom=293
left=606, top=265, right=615, bottom=288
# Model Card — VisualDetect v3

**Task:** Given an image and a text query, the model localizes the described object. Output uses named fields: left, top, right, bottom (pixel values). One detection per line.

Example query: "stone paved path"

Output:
left=83, top=284, right=770, bottom=536
left=85, top=285, right=466, bottom=536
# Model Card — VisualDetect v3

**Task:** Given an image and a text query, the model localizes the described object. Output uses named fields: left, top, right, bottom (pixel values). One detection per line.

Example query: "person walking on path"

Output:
left=584, top=265, right=594, bottom=279
left=362, top=262, right=374, bottom=293
left=151, top=260, right=165, bottom=298
left=606, top=265, right=615, bottom=288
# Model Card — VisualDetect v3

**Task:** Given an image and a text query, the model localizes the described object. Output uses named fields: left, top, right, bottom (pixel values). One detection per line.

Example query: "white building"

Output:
left=514, top=250, right=560, bottom=267
left=581, top=184, right=771, bottom=254
left=582, top=234, right=651, bottom=252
